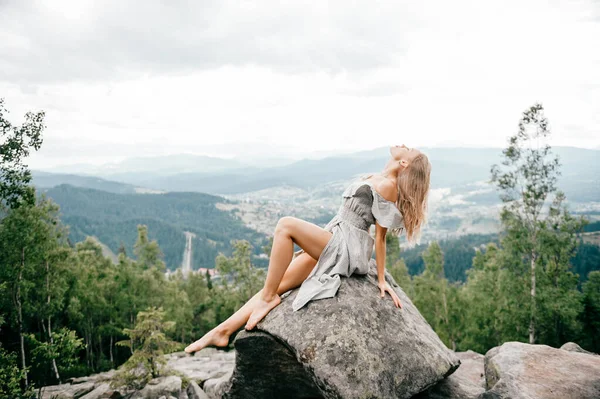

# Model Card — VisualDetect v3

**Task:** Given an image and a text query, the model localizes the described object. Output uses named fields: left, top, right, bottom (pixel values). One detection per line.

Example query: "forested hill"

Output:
left=37, top=184, right=268, bottom=270
left=32, top=170, right=141, bottom=194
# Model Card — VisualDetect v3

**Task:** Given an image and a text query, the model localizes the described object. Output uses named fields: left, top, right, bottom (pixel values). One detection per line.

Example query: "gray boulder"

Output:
left=131, top=375, right=182, bottom=399
left=79, top=383, right=111, bottom=399
left=560, top=342, right=597, bottom=355
left=167, top=349, right=235, bottom=382
left=415, top=350, right=486, bottom=399
left=480, top=341, right=600, bottom=399
left=187, top=381, right=209, bottom=399
left=224, top=263, right=460, bottom=398
left=39, top=382, right=95, bottom=399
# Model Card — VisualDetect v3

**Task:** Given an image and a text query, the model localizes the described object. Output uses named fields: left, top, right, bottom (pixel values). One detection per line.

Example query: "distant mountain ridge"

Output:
left=34, top=146, right=600, bottom=203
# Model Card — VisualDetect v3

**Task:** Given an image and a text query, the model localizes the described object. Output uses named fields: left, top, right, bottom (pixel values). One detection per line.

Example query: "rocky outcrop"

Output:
left=38, top=382, right=96, bottom=399
left=130, top=375, right=182, bottom=399
left=38, top=349, right=234, bottom=399
left=561, top=341, right=597, bottom=355
left=415, top=350, right=486, bottom=399
left=480, top=341, right=600, bottom=399
left=223, top=263, right=461, bottom=398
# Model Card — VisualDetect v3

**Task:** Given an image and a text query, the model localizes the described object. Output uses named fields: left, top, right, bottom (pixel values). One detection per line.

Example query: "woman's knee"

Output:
left=275, top=216, right=296, bottom=235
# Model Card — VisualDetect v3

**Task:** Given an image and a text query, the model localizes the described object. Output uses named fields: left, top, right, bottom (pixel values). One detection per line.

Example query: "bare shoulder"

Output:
left=371, top=177, right=398, bottom=203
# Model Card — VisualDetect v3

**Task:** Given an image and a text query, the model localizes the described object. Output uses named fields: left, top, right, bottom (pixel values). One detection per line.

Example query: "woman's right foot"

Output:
left=184, top=327, right=230, bottom=354
left=245, top=293, right=281, bottom=330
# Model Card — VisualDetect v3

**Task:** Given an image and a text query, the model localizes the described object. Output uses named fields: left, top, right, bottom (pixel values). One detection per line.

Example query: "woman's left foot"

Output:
left=245, top=294, right=281, bottom=330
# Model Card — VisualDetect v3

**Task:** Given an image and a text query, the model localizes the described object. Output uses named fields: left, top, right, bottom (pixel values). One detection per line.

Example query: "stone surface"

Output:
left=79, top=383, right=111, bottom=399
left=39, top=349, right=229, bottom=399
left=560, top=341, right=597, bottom=355
left=203, top=369, right=233, bottom=399
left=69, top=370, right=115, bottom=385
left=187, top=381, right=209, bottom=399
left=131, top=375, right=182, bottom=399
left=39, top=382, right=95, bottom=399
left=481, top=341, right=600, bottom=399
left=224, top=264, right=461, bottom=399
left=167, top=349, right=235, bottom=382
left=415, top=350, right=486, bottom=399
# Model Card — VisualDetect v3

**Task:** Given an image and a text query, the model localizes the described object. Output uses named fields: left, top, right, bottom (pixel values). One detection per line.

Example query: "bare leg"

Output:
left=185, top=217, right=331, bottom=353
left=243, top=222, right=294, bottom=330
left=184, top=290, right=263, bottom=353
left=245, top=217, right=332, bottom=330
left=184, top=252, right=317, bottom=353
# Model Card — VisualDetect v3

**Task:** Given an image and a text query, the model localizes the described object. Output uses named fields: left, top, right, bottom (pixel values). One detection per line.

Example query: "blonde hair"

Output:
left=360, top=152, right=431, bottom=247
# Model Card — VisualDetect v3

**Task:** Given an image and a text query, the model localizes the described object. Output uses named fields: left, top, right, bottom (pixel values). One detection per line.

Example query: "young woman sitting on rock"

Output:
left=184, top=144, right=431, bottom=353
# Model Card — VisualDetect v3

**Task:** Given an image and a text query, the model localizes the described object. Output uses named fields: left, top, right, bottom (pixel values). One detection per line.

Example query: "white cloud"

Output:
left=0, top=0, right=598, bottom=169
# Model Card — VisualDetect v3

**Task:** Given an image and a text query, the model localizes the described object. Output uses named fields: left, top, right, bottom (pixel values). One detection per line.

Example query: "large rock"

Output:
left=79, top=383, right=111, bottom=399
left=481, top=341, right=600, bottom=399
left=224, top=263, right=460, bottom=398
left=187, top=381, right=209, bottom=399
left=167, top=349, right=235, bottom=383
left=131, top=375, right=182, bottom=399
left=415, top=350, right=486, bottom=399
left=202, top=370, right=233, bottom=399
left=560, top=342, right=597, bottom=355
left=39, top=382, right=95, bottom=399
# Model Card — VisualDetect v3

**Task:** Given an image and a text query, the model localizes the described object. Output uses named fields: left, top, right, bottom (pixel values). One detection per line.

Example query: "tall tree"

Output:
left=490, top=103, right=561, bottom=344
left=0, top=98, right=45, bottom=209
left=0, top=196, right=66, bottom=388
left=134, top=225, right=166, bottom=272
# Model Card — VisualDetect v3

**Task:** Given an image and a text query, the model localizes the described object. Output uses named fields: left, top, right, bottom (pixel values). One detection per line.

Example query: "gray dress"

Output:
left=291, top=177, right=405, bottom=311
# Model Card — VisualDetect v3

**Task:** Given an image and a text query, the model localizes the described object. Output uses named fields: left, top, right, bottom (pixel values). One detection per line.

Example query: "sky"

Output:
left=1, top=0, right=599, bottom=169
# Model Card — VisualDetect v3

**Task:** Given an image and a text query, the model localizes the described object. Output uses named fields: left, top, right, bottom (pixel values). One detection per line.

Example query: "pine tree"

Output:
left=112, top=307, right=179, bottom=389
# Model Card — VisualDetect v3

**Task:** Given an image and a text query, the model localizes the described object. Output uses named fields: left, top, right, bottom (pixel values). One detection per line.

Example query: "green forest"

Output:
left=37, top=184, right=270, bottom=270
left=1, top=100, right=599, bottom=398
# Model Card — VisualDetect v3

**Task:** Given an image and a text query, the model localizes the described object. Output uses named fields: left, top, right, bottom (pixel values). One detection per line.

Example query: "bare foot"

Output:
left=245, top=294, right=281, bottom=330
left=184, top=327, right=230, bottom=354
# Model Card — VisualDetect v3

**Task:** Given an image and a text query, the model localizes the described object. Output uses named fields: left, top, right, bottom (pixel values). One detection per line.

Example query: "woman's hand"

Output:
left=378, top=280, right=403, bottom=309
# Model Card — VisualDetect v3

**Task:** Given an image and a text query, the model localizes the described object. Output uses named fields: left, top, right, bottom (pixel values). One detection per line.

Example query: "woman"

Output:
left=184, top=144, right=431, bottom=354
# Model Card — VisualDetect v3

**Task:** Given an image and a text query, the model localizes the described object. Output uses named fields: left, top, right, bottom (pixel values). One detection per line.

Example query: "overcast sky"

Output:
left=1, top=0, right=599, bottom=169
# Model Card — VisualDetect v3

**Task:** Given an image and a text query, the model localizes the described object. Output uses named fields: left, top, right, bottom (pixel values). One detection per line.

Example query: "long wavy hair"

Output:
left=359, top=152, right=431, bottom=247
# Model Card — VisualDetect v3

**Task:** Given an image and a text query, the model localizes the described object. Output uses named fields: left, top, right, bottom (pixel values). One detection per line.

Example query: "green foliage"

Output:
left=489, top=102, right=587, bottom=344
left=134, top=225, right=167, bottom=272
left=26, top=328, right=84, bottom=380
left=412, top=242, right=462, bottom=350
left=0, top=98, right=45, bottom=209
left=215, top=240, right=266, bottom=308
left=40, top=184, right=269, bottom=269
left=0, top=346, right=35, bottom=399
left=112, top=307, right=179, bottom=389
left=571, top=241, right=600, bottom=286
left=401, top=233, right=500, bottom=282
left=388, top=259, right=414, bottom=298
left=581, top=271, right=600, bottom=353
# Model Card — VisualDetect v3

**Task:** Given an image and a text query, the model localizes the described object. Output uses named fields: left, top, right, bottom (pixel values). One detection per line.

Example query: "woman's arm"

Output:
left=374, top=222, right=403, bottom=308
left=374, top=223, right=387, bottom=284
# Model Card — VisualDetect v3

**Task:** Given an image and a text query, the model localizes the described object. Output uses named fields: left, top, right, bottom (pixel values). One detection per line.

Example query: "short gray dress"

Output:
left=291, top=177, right=405, bottom=311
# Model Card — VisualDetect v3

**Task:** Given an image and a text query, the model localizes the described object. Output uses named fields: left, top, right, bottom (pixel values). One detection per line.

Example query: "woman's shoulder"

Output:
left=353, top=174, right=397, bottom=204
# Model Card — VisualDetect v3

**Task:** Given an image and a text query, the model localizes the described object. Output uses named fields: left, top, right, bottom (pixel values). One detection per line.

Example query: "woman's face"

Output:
left=390, top=144, right=420, bottom=164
